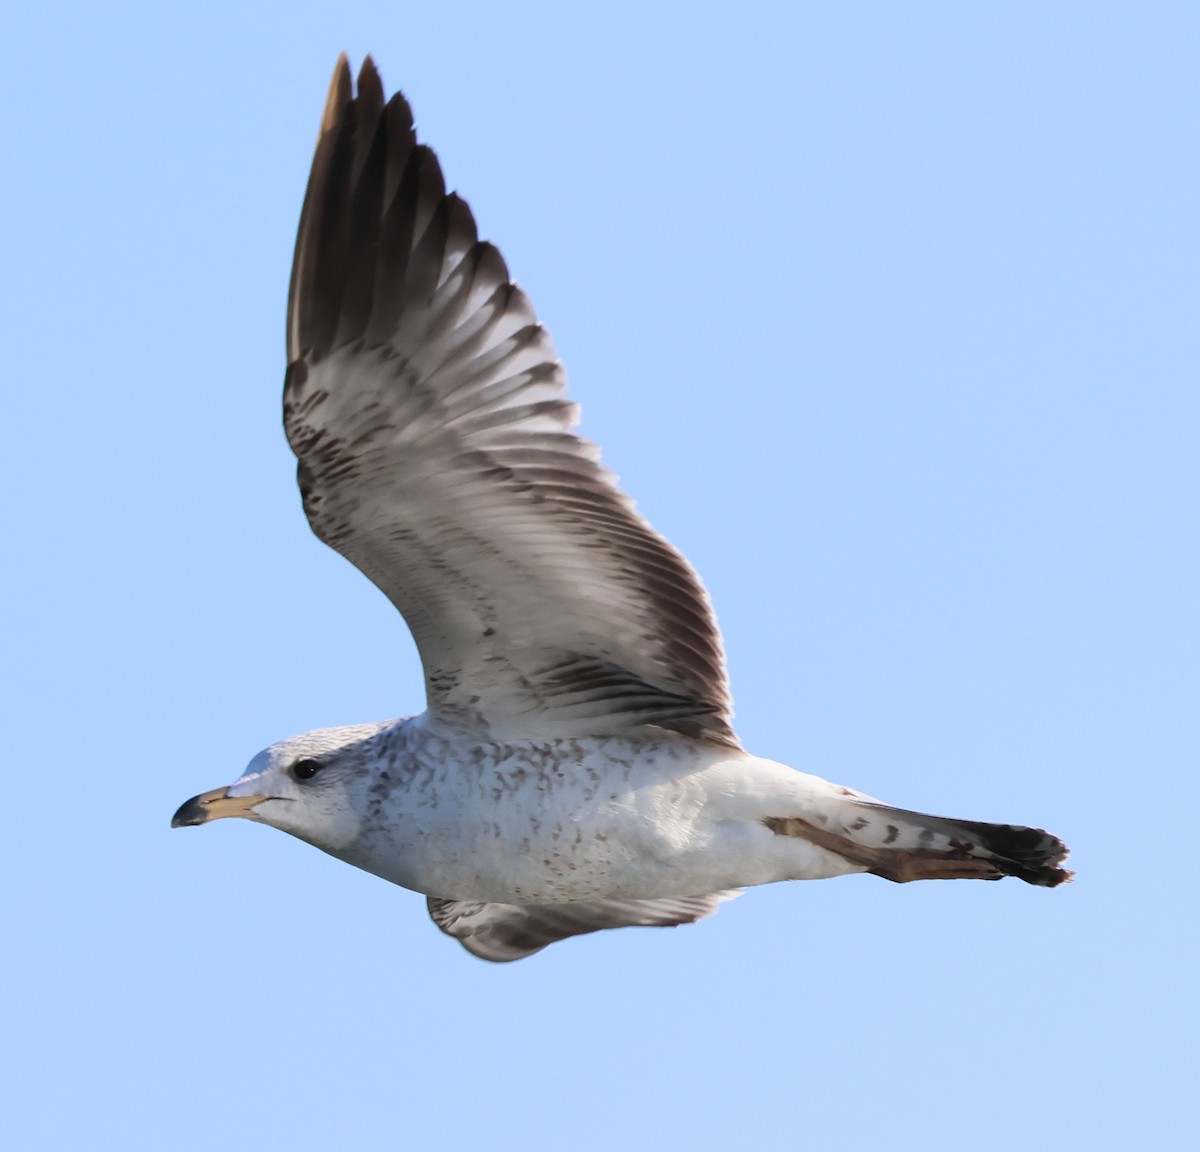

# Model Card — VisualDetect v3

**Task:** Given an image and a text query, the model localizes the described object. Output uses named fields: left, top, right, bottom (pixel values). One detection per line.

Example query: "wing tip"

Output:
left=321, top=53, right=353, bottom=135
left=357, top=54, right=384, bottom=112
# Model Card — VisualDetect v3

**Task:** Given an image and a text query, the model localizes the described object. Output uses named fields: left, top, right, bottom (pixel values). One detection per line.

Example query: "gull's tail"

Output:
left=765, top=801, right=1072, bottom=887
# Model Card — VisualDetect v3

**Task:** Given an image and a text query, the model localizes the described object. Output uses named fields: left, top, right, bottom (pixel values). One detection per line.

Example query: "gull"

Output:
left=172, top=56, right=1071, bottom=962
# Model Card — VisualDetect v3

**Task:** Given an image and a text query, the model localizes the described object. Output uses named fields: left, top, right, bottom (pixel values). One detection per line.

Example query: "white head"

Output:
left=171, top=721, right=395, bottom=852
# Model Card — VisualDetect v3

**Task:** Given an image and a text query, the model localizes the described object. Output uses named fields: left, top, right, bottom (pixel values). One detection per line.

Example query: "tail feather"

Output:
left=870, top=806, right=1073, bottom=887
left=765, top=799, right=1072, bottom=887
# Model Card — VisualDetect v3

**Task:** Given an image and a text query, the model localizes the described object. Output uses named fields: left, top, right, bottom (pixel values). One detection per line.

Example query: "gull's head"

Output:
left=171, top=721, right=394, bottom=851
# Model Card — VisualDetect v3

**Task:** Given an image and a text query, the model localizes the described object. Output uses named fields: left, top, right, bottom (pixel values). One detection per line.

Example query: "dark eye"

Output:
left=291, top=758, right=323, bottom=781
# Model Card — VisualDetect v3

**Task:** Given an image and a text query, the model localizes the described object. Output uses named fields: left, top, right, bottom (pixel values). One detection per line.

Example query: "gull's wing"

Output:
left=284, top=56, right=737, bottom=745
left=427, top=892, right=740, bottom=962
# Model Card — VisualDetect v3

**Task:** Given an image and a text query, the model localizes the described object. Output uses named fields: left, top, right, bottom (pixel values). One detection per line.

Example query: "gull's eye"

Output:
left=291, top=758, right=323, bottom=782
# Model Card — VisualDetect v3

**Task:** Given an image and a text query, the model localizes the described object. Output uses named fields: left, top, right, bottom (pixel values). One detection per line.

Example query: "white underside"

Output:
left=317, top=717, right=872, bottom=904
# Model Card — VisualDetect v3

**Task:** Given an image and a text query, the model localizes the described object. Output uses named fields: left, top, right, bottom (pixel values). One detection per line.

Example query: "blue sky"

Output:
left=2, top=2, right=1195, bottom=1148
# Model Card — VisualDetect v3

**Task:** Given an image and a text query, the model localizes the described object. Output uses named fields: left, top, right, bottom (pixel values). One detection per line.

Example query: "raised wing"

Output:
left=284, top=56, right=737, bottom=744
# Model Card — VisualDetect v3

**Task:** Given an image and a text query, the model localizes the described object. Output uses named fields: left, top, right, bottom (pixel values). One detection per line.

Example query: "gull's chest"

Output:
left=341, top=730, right=719, bottom=902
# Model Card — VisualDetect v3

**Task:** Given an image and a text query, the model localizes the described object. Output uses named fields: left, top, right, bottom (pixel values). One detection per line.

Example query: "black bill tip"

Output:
left=171, top=794, right=209, bottom=828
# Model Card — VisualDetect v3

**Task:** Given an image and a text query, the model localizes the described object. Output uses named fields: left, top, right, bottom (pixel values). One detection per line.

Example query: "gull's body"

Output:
left=233, top=719, right=868, bottom=903
left=173, top=56, right=1070, bottom=962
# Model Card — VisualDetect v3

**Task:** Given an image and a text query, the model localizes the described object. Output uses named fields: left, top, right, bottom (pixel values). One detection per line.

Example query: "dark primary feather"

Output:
left=284, top=55, right=737, bottom=744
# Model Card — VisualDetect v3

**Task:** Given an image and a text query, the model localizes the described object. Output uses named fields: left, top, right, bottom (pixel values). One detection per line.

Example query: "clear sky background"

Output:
left=2, top=2, right=1195, bottom=1148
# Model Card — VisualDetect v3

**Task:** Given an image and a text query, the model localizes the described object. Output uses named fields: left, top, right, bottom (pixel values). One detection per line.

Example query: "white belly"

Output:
left=332, top=719, right=862, bottom=902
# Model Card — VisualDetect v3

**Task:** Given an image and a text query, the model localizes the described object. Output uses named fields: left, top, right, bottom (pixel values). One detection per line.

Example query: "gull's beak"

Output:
left=171, top=786, right=268, bottom=828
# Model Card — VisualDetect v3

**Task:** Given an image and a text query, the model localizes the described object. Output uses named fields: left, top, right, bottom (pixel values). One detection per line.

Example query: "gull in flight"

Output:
left=173, top=56, right=1070, bottom=962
